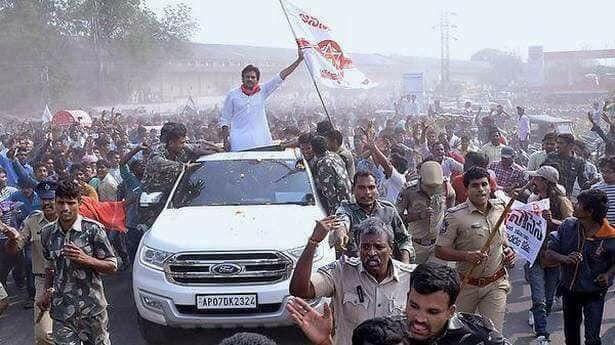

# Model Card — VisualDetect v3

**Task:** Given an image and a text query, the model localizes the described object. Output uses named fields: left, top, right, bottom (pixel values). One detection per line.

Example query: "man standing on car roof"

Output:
left=220, top=49, right=304, bottom=151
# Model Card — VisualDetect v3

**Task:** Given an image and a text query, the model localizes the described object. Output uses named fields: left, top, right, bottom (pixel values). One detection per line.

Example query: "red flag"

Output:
left=79, top=196, right=127, bottom=233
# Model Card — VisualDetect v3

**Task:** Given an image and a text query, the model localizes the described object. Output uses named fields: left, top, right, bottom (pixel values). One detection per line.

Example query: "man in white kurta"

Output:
left=220, top=50, right=304, bottom=151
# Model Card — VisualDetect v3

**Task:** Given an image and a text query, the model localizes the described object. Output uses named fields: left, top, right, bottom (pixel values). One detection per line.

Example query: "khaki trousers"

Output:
left=34, top=276, right=53, bottom=345
left=455, top=276, right=510, bottom=332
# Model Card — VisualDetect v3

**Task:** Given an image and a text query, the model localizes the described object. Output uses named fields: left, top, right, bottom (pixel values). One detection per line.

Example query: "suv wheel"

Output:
left=137, top=315, right=171, bottom=345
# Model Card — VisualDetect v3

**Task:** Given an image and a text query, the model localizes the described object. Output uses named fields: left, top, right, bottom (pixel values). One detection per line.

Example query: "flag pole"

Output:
left=277, top=0, right=334, bottom=126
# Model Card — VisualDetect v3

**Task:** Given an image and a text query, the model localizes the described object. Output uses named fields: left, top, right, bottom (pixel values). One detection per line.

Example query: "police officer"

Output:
left=435, top=167, right=516, bottom=332
left=289, top=216, right=414, bottom=345
left=396, top=161, right=455, bottom=264
left=37, top=180, right=117, bottom=345
left=334, top=171, right=414, bottom=263
left=18, top=181, right=57, bottom=345
left=288, top=263, right=510, bottom=345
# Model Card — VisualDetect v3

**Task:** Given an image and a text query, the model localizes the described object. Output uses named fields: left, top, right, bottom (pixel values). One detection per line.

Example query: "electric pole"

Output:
left=435, top=11, right=457, bottom=93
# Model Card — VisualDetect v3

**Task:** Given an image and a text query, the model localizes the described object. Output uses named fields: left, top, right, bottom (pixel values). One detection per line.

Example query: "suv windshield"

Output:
left=170, top=159, right=315, bottom=207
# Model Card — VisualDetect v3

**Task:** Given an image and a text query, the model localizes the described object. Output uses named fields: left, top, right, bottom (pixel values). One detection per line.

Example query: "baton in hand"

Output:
left=460, top=186, right=527, bottom=289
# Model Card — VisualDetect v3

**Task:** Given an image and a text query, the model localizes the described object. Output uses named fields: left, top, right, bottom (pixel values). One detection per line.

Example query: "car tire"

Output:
left=137, top=315, right=171, bottom=345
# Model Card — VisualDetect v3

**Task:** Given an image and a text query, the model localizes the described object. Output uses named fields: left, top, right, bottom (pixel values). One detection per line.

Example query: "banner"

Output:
left=281, top=0, right=376, bottom=89
left=504, top=199, right=549, bottom=266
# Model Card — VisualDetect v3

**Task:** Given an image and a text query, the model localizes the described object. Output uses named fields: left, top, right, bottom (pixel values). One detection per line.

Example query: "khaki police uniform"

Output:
left=396, top=180, right=455, bottom=264
left=311, top=256, right=414, bottom=345
left=436, top=199, right=510, bottom=332
left=19, top=211, right=55, bottom=345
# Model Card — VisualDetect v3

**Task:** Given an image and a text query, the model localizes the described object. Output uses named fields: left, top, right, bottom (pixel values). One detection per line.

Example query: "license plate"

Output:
left=196, top=294, right=257, bottom=310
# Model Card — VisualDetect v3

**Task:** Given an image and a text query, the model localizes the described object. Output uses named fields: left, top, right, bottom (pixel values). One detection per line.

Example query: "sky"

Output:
left=148, top=0, right=615, bottom=60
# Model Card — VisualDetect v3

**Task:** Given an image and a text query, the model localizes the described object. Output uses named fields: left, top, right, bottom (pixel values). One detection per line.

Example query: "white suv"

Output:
left=132, top=148, right=334, bottom=344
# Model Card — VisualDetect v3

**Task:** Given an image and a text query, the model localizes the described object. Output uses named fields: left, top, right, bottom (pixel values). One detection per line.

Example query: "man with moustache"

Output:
left=334, top=171, right=414, bottom=263
left=435, top=167, right=517, bottom=332
left=289, top=217, right=414, bottom=345
left=220, top=49, right=304, bottom=151
left=17, top=181, right=58, bottom=344
left=288, top=263, right=509, bottom=345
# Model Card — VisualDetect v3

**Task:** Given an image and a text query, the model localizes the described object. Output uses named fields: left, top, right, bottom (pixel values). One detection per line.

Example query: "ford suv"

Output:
left=132, top=148, right=333, bottom=344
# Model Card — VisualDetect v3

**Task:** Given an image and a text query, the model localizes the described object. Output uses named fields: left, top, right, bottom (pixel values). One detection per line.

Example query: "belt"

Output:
left=412, top=237, right=437, bottom=246
left=461, top=267, right=506, bottom=287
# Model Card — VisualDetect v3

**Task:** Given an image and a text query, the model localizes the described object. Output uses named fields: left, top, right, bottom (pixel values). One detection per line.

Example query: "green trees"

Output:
left=0, top=0, right=198, bottom=112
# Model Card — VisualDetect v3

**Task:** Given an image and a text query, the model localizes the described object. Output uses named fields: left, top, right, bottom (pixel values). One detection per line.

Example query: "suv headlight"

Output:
left=285, top=245, right=323, bottom=262
left=140, top=246, right=174, bottom=271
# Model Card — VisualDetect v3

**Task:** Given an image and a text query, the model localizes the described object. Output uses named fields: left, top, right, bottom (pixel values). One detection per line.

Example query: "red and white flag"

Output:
left=281, top=0, right=376, bottom=89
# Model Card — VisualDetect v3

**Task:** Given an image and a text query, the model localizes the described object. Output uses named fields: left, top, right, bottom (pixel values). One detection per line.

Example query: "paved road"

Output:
left=1, top=266, right=613, bottom=345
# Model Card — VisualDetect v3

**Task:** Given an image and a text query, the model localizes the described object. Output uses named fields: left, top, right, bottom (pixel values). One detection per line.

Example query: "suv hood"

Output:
left=145, top=205, right=325, bottom=253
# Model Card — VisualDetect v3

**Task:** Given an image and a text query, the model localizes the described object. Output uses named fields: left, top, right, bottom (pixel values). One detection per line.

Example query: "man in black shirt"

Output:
left=543, top=133, right=587, bottom=197
left=287, top=263, right=509, bottom=345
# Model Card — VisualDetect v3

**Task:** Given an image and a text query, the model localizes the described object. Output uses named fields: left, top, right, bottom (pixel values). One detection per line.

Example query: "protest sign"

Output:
left=505, top=199, right=549, bottom=266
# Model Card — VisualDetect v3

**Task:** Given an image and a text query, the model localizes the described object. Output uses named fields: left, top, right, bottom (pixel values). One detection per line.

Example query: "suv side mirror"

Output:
left=140, top=192, right=163, bottom=207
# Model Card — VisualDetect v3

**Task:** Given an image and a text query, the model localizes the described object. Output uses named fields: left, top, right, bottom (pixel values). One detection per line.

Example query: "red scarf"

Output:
left=241, top=84, right=261, bottom=96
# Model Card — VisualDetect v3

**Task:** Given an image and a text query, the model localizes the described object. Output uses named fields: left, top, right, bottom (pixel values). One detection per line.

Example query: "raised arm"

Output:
left=289, top=217, right=340, bottom=299
left=120, top=142, right=148, bottom=166
left=280, top=48, right=305, bottom=80
left=0, top=222, right=21, bottom=256
left=363, top=128, right=394, bottom=177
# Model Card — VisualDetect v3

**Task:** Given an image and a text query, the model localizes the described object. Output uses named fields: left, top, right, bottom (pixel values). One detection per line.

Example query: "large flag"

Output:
left=281, top=0, right=376, bottom=89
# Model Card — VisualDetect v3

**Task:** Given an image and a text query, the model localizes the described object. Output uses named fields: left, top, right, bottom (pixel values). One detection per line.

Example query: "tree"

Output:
left=0, top=0, right=199, bottom=111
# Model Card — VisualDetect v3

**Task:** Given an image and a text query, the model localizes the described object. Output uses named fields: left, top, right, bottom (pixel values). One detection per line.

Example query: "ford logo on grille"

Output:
left=211, top=263, right=242, bottom=275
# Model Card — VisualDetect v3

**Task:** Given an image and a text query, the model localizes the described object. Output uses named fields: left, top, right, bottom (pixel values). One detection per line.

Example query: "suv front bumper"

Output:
left=133, top=260, right=324, bottom=328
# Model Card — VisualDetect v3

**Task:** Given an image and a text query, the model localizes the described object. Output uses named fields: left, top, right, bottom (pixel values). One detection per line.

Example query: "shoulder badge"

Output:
left=25, top=210, right=43, bottom=221
left=403, top=178, right=420, bottom=190
left=448, top=203, right=469, bottom=214
left=342, top=255, right=361, bottom=267
left=81, top=217, right=106, bottom=230
left=318, top=261, right=338, bottom=272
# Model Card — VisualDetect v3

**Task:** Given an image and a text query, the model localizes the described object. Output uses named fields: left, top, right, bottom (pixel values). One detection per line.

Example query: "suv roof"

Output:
left=196, top=148, right=302, bottom=162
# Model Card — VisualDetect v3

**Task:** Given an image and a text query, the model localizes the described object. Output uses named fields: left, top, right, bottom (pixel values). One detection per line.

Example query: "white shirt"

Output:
left=382, top=169, right=406, bottom=203
left=220, top=74, right=284, bottom=151
left=98, top=173, right=119, bottom=202
left=592, top=108, right=602, bottom=127
left=518, top=114, right=530, bottom=141
left=440, top=157, right=463, bottom=178
left=448, top=134, right=462, bottom=149
left=527, top=150, right=548, bottom=171
left=572, top=161, right=600, bottom=199
left=400, top=99, right=420, bottom=117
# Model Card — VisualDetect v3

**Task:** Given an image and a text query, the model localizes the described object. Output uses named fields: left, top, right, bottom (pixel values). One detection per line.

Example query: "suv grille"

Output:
left=164, top=251, right=293, bottom=285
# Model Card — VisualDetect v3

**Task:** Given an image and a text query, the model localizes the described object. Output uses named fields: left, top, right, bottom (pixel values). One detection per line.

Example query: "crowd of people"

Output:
left=0, top=55, right=614, bottom=345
